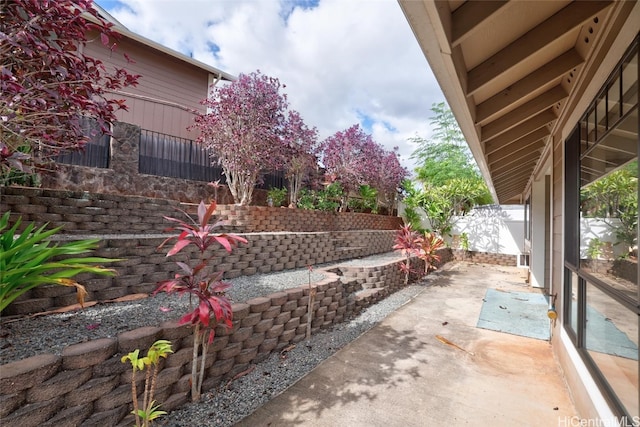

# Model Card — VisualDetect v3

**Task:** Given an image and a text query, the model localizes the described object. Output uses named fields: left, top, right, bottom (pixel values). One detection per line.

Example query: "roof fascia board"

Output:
left=398, top=0, right=498, bottom=203
left=84, top=10, right=236, bottom=82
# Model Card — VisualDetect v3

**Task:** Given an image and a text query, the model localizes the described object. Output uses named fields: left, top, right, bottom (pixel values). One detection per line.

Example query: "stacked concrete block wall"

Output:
left=584, top=258, right=637, bottom=283
left=452, top=250, right=517, bottom=266
left=0, top=187, right=402, bottom=235
left=0, top=260, right=428, bottom=426
left=4, top=230, right=396, bottom=316
left=195, top=204, right=404, bottom=233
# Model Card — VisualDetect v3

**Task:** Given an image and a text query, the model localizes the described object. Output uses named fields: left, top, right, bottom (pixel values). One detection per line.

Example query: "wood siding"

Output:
left=84, top=31, right=210, bottom=139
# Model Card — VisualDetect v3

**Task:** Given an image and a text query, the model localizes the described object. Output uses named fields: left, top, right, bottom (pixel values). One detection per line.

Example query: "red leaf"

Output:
left=100, top=32, right=109, bottom=46
left=214, top=235, right=234, bottom=253
left=167, top=239, right=191, bottom=256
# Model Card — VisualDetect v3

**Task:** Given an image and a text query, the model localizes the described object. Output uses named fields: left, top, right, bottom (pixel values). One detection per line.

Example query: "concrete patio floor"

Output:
left=235, top=261, right=577, bottom=427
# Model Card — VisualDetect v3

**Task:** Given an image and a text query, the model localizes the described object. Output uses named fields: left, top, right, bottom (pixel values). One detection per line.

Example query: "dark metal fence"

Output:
left=56, top=118, right=110, bottom=168
left=138, top=129, right=287, bottom=189
left=261, top=172, right=287, bottom=190
left=139, top=129, right=222, bottom=182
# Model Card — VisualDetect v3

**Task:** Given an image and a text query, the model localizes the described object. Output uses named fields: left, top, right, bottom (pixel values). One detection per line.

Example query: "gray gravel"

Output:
left=157, top=278, right=437, bottom=427
left=0, top=250, right=430, bottom=427
left=0, top=267, right=326, bottom=364
left=0, top=253, right=404, bottom=364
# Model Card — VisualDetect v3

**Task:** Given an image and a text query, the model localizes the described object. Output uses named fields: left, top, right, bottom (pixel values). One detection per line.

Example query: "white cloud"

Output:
left=99, top=0, right=445, bottom=173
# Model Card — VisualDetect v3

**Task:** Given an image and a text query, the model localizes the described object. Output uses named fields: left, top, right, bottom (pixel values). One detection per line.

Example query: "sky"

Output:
left=95, top=0, right=446, bottom=173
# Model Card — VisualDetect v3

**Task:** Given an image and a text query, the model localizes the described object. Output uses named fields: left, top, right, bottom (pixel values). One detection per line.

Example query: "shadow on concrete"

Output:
left=235, top=324, right=428, bottom=426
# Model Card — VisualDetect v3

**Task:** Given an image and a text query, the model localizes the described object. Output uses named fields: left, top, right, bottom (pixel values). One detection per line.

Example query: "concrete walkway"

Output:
left=235, top=262, right=577, bottom=427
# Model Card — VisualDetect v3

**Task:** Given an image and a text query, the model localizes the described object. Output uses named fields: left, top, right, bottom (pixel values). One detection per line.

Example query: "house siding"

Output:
left=84, top=31, right=210, bottom=139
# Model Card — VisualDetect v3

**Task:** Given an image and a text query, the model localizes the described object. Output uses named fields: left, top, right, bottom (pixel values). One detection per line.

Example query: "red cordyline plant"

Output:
left=154, top=201, right=247, bottom=402
left=393, top=225, right=445, bottom=284
left=417, top=231, right=445, bottom=274
left=393, top=224, right=422, bottom=285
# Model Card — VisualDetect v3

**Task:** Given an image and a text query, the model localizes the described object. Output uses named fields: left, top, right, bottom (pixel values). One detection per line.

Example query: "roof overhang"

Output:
left=398, top=0, right=637, bottom=204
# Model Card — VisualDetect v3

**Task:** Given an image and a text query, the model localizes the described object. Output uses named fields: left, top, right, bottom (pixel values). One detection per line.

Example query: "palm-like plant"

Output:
left=0, top=211, right=118, bottom=313
left=393, top=225, right=422, bottom=285
left=417, top=231, right=445, bottom=273
left=154, top=201, right=247, bottom=401
left=121, top=339, right=174, bottom=427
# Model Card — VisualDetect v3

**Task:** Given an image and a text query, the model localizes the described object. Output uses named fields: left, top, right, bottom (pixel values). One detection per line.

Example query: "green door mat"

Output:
left=477, top=289, right=550, bottom=341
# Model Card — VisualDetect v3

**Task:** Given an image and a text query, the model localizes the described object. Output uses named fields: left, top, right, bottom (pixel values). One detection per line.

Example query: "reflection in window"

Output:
left=579, top=39, right=638, bottom=303
left=580, top=159, right=638, bottom=301
left=570, top=36, right=639, bottom=420
left=568, top=271, right=579, bottom=334
left=585, top=282, right=638, bottom=418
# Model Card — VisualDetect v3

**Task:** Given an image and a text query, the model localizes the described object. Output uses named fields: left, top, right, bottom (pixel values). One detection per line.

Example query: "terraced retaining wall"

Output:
left=4, top=230, right=397, bottom=316
left=0, top=255, right=442, bottom=427
left=0, top=186, right=403, bottom=235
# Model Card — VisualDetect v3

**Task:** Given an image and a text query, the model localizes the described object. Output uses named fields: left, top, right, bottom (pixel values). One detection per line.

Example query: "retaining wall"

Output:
left=452, top=249, right=518, bottom=266
left=0, top=186, right=402, bottom=235
left=0, top=255, right=435, bottom=427
left=4, top=230, right=397, bottom=316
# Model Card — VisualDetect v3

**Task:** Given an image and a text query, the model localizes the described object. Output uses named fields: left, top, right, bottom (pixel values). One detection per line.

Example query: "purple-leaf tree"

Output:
left=370, top=147, right=408, bottom=215
left=283, top=109, right=319, bottom=207
left=1, top=0, right=139, bottom=174
left=321, top=124, right=407, bottom=213
left=321, top=124, right=375, bottom=211
left=192, top=70, right=291, bottom=205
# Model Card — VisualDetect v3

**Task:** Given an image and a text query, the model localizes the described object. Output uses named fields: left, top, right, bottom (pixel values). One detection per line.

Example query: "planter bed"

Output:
left=0, top=251, right=437, bottom=427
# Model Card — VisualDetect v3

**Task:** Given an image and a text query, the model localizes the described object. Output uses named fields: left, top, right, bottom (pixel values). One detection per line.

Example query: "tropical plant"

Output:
left=1, top=0, right=139, bottom=174
left=349, top=185, right=378, bottom=213
left=413, top=177, right=491, bottom=237
left=267, top=187, right=288, bottom=207
left=402, top=205, right=423, bottom=232
left=0, top=211, right=118, bottom=312
left=586, top=237, right=605, bottom=260
left=121, top=340, right=174, bottom=427
left=459, top=232, right=470, bottom=252
left=192, top=71, right=292, bottom=205
left=581, top=161, right=637, bottom=257
left=316, top=182, right=343, bottom=212
left=416, top=231, right=445, bottom=273
left=408, top=102, right=492, bottom=237
left=393, top=225, right=422, bottom=285
left=153, top=201, right=247, bottom=402
left=296, top=189, right=316, bottom=210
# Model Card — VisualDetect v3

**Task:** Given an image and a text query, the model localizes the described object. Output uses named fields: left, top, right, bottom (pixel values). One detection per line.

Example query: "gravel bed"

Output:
left=157, top=276, right=438, bottom=427
left=0, top=250, right=440, bottom=426
left=0, top=253, right=405, bottom=364
left=0, top=267, right=326, bottom=364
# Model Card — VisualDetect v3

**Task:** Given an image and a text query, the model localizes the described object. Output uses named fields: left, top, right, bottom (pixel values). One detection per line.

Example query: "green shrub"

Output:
left=0, top=211, right=119, bottom=313
left=267, top=187, right=287, bottom=207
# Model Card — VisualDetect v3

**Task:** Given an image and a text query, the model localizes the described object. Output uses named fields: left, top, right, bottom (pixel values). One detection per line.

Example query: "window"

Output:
left=564, top=36, right=639, bottom=420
